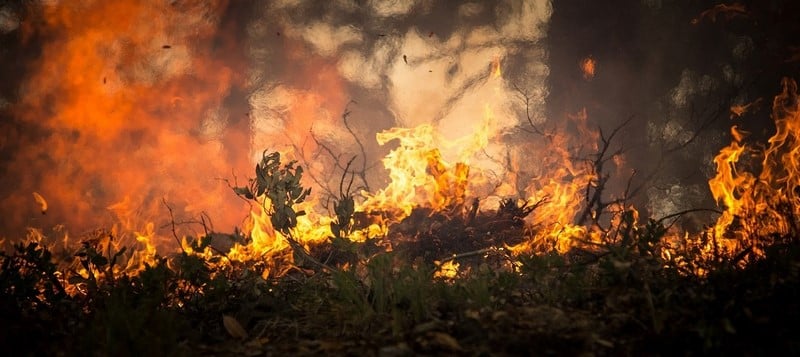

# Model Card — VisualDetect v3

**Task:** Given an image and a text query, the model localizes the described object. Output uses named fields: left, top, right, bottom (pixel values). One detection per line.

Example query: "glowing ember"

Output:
left=32, top=192, right=47, bottom=215
left=580, top=56, right=596, bottom=80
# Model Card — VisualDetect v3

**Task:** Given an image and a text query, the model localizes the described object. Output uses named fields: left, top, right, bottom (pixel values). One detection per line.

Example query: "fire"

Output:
left=709, top=78, right=800, bottom=260
left=434, top=259, right=460, bottom=279
left=8, top=1, right=800, bottom=289
left=730, top=98, right=762, bottom=119
left=360, top=125, right=470, bottom=218
left=32, top=192, right=47, bottom=215
left=302, top=58, right=608, bottom=260
left=491, top=56, right=503, bottom=78
left=11, top=0, right=251, bottom=254
left=358, top=61, right=504, bottom=227
left=580, top=56, right=596, bottom=80
left=504, top=108, right=602, bottom=254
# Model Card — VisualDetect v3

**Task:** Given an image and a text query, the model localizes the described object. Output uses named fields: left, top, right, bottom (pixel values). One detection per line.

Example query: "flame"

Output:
left=358, top=60, right=503, bottom=226
left=360, top=125, right=468, bottom=219
left=226, top=57, right=506, bottom=274
left=434, top=260, right=460, bottom=280
left=491, top=56, right=503, bottom=78
left=580, top=56, right=596, bottom=80
left=506, top=108, right=602, bottom=254
left=730, top=98, right=762, bottom=119
left=11, top=0, right=251, bottom=252
left=32, top=192, right=48, bottom=214
left=708, top=78, right=800, bottom=260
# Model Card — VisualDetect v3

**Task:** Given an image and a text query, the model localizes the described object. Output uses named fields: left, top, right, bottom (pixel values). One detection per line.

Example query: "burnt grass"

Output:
left=2, top=206, right=800, bottom=356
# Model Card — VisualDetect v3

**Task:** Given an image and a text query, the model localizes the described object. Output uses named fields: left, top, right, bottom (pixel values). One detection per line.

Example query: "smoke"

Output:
left=2, top=1, right=251, bottom=246
left=246, top=0, right=551, bottom=190
left=0, top=6, right=20, bottom=34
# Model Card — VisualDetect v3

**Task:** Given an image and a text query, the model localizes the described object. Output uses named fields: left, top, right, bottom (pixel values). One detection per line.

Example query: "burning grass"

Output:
left=2, top=209, right=800, bottom=355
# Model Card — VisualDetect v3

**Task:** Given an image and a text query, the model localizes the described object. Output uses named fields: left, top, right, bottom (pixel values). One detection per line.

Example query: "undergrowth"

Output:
left=2, top=152, right=799, bottom=355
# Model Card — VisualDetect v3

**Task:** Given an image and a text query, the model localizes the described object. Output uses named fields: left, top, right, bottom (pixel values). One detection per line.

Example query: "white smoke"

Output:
left=246, top=0, right=552, bottom=181
left=0, top=6, right=19, bottom=34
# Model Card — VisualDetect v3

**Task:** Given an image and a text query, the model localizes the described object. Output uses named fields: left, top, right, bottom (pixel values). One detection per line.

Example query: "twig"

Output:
left=296, top=137, right=339, bottom=200
left=284, top=232, right=336, bottom=273
left=656, top=208, right=724, bottom=229
left=339, top=156, right=357, bottom=199
left=665, top=85, right=747, bottom=154
left=198, top=213, right=232, bottom=260
left=577, top=117, right=634, bottom=227
left=217, top=169, right=254, bottom=206
left=342, top=100, right=371, bottom=192
left=162, top=198, right=186, bottom=254
left=512, top=82, right=547, bottom=136
left=437, top=247, right=503, bottom=264
left=731, top=245, right=754, bottom=266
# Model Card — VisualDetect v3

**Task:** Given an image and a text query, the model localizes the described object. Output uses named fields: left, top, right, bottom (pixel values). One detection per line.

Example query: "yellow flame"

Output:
left=491, top=56, right=502, bottom=78
left=708, top=78, right=800, bottom=260
left=434, top=260, right=460, bottom=279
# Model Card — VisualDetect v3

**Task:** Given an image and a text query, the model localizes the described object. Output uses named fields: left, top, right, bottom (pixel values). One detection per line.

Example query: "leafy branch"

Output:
left=233, top=150, right=332, bottom=272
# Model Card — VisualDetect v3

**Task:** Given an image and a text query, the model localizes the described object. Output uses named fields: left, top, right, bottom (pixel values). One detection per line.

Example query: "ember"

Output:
left=580, top=56, right=596, bottom=80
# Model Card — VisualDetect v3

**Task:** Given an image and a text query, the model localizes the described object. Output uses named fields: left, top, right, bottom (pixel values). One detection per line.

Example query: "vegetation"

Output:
left=1, top=151, right=798, bottom=356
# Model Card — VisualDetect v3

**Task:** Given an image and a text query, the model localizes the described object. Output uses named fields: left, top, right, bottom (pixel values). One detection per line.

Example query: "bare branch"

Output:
left=512, top=82, right=547, bottom=136
left=161, top=198, right=186, bottom=254
left=342, top=100, right=371, bottom=191
left=576, top=117, right=634, bottom=227
left=339, top=156, right=357, bottom=199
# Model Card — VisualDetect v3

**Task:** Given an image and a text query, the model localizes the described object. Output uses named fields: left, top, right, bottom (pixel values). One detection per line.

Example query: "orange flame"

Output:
left=709, top=78, right=800, bottom=259
left=11, top=0, right=252, bottom=259
left=580, top=56, right=596, bottom=80
left=729, top=98, right=762, bottom=119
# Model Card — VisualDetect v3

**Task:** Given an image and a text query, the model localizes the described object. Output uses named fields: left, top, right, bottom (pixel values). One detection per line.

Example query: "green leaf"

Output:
left=271, top=211, right=286, bottom=231
left=291, top=186, right=302, bottom=200
left=233, top=186, right=254, bottom=200
left=296, top=188, right=311, bottom=203
left=285, top=207, right=298, bottom=228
